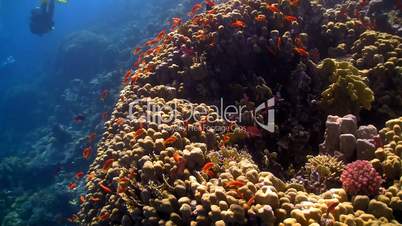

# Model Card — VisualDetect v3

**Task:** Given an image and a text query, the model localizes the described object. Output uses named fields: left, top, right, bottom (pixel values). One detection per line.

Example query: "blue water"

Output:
left=0, top=1, right=187, bottom=225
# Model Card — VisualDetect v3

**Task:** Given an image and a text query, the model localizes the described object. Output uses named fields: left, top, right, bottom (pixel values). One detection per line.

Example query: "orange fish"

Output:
left=90, top=196, right=101, bottom=202
left=87, top=132, right=96, bottom=143
left=123, top=69, right=132, bottom=84
left=102, top=158, right=114, bottom=172
left=164, top=136, right=177, bottom=146
left=255, top=14, right=267, bottom=22
left=223, top=134, right=231, bottom=144
left=79, top=195, right=86, bottom=204
left=133, top=55, right=142, bottom=68
left=231, top=19, right=246, bottom=29
left=131, top=71, right=140, bottom=84
left=75, top=171, right=85, bottom=180
left=156, top=29, right=166, bottom=41
left=170, top=17, right=182, bottom=30
left=173, top=152, right=186, bottom=175
left=100, top=89, right=109, bottom=102
left=82, top=147, right=92, bottom=160
left=116, top=117, right=126, bottom=126
left=98, top=212, right=109, bottom=221
left=133, top=47, right=142, bottom=56
left=204, top=0, right=215, bottom=8
left=134, top=128, right=145, bottom=139
left=202, top=162, right=215, bottom=177
left=68, top=182, right=77, bottom=190
left=294, top=47, right=309, bottom=57
left=188, top=3, right=203, bottom=17
left=99, top=182, right=112, bottom=193
left=266, top=4, right=280, bottom=13
left=284, top=15, right=298, bottom=23
left=247, top=195, right=255, bottom=206
left=289, top=0, right=300, bottom=7
left=87, top=172, right=96, bottom=182
left=224, top=180, right=246, bottom=189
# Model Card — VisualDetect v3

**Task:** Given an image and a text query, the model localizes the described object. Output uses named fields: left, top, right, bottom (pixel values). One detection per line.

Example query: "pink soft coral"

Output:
left=340, top=160, right=383, bottom=196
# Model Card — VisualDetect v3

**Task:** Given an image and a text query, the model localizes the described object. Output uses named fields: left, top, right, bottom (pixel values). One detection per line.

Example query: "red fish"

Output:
left=82, top=147, right=92, bottom=160
left=68, top=182, right=77, bottom=190
left=188, top=3, right=203, bottom=17
left=116, top=117, right=126, bottom=126
left=98, top=212, right=109, bottom=221
left=102, top=158, right=114, bottom=172
left=123, top=69, right=132, bottom=84
left=247, top=195, right=255, bottom=206
left=156, top=29, right=166, bottom=41
left=87, top=132, right=96, bottom=143
left=231, top=20, right=246, bottom=29
left=204, top=0, right=216, bottom=8
left=173, top=152, right=186, bottom=175
left=224, top=180, right=246, bottom=189
left=202, top=162, right=215, bottom=177
left=134, top=128, right=145, bottom=139
left=75, top=171, right=85, bottom=180
left=90, top=196, right=101, bottom=202
left=133, top=47, right=142, bottom=56
left=87, top=172, right=96, bottom=182
left=284, top=15, right=298, bottom=23
left=171, top=17, right=182, bottom=30
left=73, top=114, right=85, bottom=124
left=266, top=4, right=280, bottom=13
left=100, top=89, right=110, bottom=102
left=99, top=182, right=112, bottom=193
left=294, top=47, right=309, bottom=57
left=164, top=136, right=177, bottom=146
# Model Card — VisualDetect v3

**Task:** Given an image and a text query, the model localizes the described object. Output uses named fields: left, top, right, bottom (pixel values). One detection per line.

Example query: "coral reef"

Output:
left=74, top=0, right=402, bottom=225
left=351, top=31, right=402, bottom=121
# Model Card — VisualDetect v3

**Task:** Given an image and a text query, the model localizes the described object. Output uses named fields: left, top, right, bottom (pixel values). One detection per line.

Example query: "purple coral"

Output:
left=340, top=160, right=383, bottom=196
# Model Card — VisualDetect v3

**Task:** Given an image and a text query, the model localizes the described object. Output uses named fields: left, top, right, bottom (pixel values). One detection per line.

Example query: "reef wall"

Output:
left=77, top=0, right=402, bottom=225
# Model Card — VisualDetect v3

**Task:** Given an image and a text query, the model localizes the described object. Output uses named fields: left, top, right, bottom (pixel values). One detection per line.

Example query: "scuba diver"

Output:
left=30, top=0, right=55, bottom=35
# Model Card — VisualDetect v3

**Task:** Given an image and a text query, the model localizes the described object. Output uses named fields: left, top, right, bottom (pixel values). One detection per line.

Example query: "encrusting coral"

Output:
left=73, top=0, right=402, bottom=225
left=318, top=58, right=374, bottom=116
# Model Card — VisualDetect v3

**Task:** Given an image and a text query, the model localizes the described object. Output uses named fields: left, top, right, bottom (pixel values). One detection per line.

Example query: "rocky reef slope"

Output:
left=77, top=0, right=402, bottom=225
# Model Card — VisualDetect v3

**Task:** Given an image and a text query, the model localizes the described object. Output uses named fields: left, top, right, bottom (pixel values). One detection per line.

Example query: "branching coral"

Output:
left=319, top=58, right=374, bottom=115
left=293, top=154, right=344, bottom=194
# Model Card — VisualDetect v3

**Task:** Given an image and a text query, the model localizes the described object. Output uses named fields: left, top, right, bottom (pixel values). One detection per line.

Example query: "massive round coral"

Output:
left=340, top=160, right=383, bottom=196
